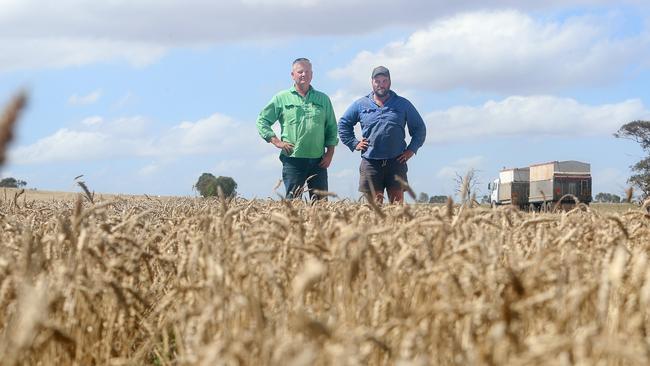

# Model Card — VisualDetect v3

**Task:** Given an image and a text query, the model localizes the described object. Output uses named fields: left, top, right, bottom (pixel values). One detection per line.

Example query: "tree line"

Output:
left=0, top=177, right=26, bottom=188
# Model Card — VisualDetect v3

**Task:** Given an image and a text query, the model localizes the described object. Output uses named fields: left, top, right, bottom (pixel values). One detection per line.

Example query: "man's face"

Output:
left=291, top=62, right=313, bottom=89
left=372, top=75, right=391, bottom=97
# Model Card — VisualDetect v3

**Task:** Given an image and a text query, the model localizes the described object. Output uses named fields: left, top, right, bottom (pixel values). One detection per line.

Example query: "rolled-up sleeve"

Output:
left=324, top=98, right=339, bottom=147
left=256, top=97, right=278, bottom=141
left=338, top=102, right=360, bottom=152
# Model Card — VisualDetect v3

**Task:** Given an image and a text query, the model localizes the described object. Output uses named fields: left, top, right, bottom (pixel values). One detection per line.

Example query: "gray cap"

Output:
left=371, top=66, right=390, bottom=79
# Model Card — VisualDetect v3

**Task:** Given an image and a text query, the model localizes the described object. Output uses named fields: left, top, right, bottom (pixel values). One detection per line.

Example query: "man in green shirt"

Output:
left=256, top=58, right=338, bottom=200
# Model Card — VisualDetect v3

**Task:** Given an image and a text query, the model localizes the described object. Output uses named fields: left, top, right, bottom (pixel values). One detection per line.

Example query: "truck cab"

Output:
left=488, top=168, right=530, bottom=209
left=488, top=179, right=500, bottom=207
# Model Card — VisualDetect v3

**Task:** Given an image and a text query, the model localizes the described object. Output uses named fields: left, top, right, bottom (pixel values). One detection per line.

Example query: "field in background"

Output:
left=1, top=187, right=175, bottom=202
left=1, top=194, right=649, bottom=365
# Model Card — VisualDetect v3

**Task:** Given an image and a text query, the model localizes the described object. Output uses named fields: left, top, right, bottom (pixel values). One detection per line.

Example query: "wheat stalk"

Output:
left=0, top=91, right=27, bottom=167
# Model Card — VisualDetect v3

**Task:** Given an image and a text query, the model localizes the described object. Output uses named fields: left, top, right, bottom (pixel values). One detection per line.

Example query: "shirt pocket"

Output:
left=361, top=107, right=377, bottom=114
left=283, top=104, right=303, bottom=125
left=359, top=107, right=379, bottom=128
left=306, top=101, right=326, bottom=126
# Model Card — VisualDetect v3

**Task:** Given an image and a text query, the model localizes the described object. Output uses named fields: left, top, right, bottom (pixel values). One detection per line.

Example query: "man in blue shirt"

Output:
left=338, top=66, right=426, bottom=203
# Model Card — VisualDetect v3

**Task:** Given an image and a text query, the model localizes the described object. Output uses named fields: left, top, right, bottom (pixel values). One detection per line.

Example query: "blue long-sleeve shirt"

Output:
left=338, top=91, right=426, bottom=160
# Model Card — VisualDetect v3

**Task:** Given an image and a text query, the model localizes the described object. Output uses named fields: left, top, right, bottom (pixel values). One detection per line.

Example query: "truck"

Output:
left=488, top=160, right=592, bottom=211
left=488, top=168, right=530, bottom=208
left=528, top=161, right=592, bottom=210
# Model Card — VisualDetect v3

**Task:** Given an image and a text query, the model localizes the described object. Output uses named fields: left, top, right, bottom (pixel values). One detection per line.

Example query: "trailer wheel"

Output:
left=544, top=202, right=553, bottom=213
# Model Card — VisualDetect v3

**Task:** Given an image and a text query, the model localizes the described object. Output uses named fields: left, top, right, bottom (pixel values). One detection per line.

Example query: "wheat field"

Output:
left=0, top=193, right=649, bottom=366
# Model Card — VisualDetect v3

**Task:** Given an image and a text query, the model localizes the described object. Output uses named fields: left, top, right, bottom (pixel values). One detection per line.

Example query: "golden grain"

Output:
left=0, top=195, right=649, bottom=365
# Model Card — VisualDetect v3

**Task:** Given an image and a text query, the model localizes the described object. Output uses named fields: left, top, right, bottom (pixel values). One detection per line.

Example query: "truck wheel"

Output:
left=544, top=202, right=553, bottom=213
left=491, top=201, right=497, bottom=209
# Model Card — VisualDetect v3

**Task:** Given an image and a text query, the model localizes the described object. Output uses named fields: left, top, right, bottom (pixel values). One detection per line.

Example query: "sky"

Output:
left=1, top=0, right=650, bottom=200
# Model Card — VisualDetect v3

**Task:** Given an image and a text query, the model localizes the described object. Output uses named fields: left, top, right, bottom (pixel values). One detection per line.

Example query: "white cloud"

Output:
left=9, top=112, right=263, bottom=164
left=10, top=129, right=113, bottom=163
left=81, top=116, right=103, bottom=126
left=156, top=113, right=259, bottom=156
left=1, top=38, right=166, bottom=73
left=425, top=96, right=650, bottom=143
left=437, top=156, right=485, bottom=179
left=68, top=90, right=102, bottom=105
left=0, top=2, right=646, bottom=72
left=331, top=10, right=650, bottom=93
left=330, top=89, right=359, bottom=121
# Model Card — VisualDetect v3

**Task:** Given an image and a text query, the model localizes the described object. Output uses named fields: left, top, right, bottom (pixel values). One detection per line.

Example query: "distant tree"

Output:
left=481, top=195, right=490, bottom=204
left=615, top=120, right=650, bottom=199
left=0, top=177, right=26, bottom=188
left=454, top=169, right=480, bottom=204
left=213, top=176, right=237, bottom=197
left=417, top=192, right=429, bottom=203
left=195, top=173, right=217, bottom=196
left=194, top=173, right=237, bottom=198
left=595, top=192, right=622, bottom=203
left=429, top=195, right=448, bottom=204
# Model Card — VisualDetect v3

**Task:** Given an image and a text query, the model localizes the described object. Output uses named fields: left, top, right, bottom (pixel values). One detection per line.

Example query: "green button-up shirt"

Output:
left=256, top=85, right=338, bottom=159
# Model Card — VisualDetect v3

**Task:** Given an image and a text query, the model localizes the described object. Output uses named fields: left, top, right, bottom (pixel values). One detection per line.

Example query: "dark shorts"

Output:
left=358, top=157, right=408, bottom=193
left=279, top=154, right=328, bottom=200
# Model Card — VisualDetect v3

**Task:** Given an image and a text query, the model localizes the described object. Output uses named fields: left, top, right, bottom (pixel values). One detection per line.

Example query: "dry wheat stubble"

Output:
left=0, top=196, right=649, bottom=365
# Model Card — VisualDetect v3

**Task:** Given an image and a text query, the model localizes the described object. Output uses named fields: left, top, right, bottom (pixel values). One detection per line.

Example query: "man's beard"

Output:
left=375, top=88, right=388, bottom=97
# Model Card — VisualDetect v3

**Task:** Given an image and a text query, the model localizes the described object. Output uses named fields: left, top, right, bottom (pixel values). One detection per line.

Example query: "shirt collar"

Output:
left=290, top=85, right=313, bottom=97
left=367, top=90, right=396, bottom=104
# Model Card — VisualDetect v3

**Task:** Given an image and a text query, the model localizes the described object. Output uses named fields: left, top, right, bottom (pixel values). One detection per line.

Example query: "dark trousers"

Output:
left=280, top=154, right=328, bottom=200
left=359, top=157, right=408, bottom=193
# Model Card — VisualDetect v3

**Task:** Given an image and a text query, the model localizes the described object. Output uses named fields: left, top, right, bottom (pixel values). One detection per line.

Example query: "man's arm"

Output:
left=338, top=102, right=361, bottom=152
left=397, top=100, right=426, bottom=163
left=320, top=98, right=338, bottom=168
left=323, top=97, right=339, bottom=148
left=319, top=145, right=335, bottom=168
left=256, top=96, right=294, bottom=154
left=405, top=100, right=426, bottom=154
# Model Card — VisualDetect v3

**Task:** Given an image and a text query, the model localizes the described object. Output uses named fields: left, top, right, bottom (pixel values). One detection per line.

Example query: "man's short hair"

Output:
left=293, top=57, right=311, bottom=65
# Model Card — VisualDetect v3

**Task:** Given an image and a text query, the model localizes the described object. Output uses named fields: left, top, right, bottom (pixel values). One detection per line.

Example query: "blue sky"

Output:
left=1, top=0, right=650, bottom=200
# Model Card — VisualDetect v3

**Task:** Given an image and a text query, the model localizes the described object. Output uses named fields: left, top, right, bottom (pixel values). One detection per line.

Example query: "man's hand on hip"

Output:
left=270, top=136, right=294, bottom=155
left=355, top=138, right=369, bottom=152
left=397, top=150, right=414, bottom=164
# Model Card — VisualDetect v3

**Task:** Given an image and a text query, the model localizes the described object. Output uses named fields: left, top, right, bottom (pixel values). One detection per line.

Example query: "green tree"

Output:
left=417, top=192, right=429, bottom=203
left=213, top=176, right=237, bottom=197
left=0, top=177, right=26, bottom=188
left=195, top=173, right=217, bottom=196
left=615, top=120, right=650, bottom=199
left=194, top=173, right=237, bottom=198
left=595, top=192, right=622, bottom=203
left=429, top=195, right=448, bottom=204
